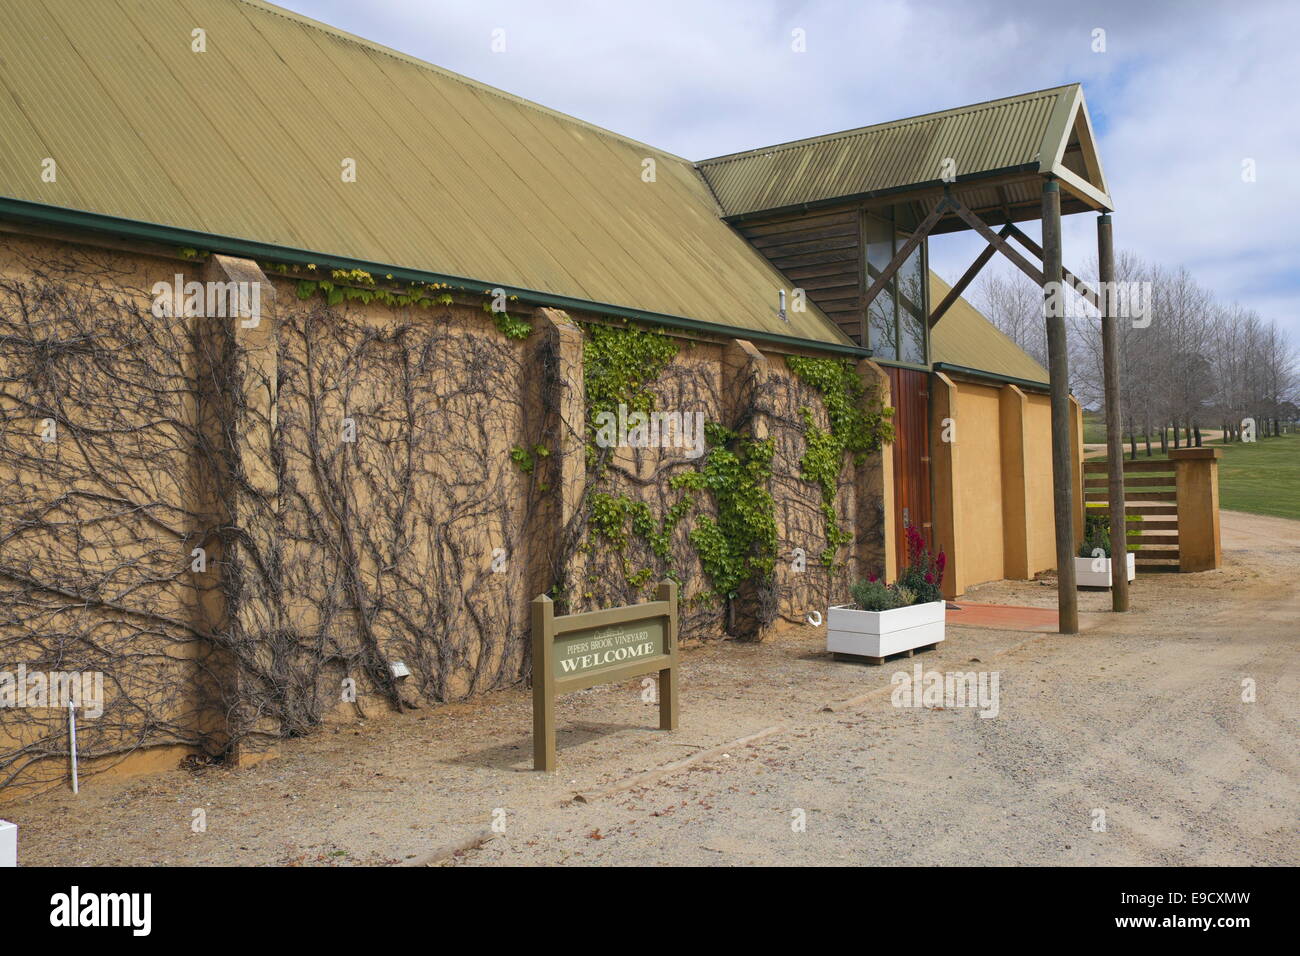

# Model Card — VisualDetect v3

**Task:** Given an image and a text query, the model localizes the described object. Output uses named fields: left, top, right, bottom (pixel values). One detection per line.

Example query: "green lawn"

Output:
left=1214, top=433, right=1300, bottom=521
left=1081, top=412, right=1107, bottom=444
left=1091, top=433, right=1299, bottom=521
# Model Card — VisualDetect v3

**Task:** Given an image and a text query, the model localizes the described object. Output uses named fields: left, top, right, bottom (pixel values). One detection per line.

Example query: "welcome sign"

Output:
left=553, top=620, right=665, bottom=680
left=531, top=581, right=678, bottom=771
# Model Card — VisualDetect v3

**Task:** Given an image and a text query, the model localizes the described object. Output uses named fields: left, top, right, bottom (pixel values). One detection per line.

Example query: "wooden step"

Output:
left=1085, top=459, right=1176, bottom=473
left=1088, top=492, right=1178, bottom=503
left=1133, top=534, right=1180, bottom=546
left=1133, top=548, right=1180, bottom=560
left=1085, top=476, right=1176, bottom=490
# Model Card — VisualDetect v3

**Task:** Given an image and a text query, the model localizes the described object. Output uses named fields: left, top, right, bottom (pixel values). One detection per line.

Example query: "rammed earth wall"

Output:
left=0, top=231, right=890, bottom=797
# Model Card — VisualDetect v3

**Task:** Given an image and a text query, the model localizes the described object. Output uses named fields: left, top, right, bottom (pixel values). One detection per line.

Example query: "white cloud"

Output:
left=282, top=0, right=1299, bottom=339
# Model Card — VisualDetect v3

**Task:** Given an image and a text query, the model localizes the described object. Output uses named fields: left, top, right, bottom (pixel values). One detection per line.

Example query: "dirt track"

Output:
left=448, top=510, right=1298, bottom=865
left=4, top=512, right=1296, bottom=866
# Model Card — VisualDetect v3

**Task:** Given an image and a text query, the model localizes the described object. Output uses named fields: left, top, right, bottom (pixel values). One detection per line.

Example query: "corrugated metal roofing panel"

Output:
left=928, top=273, right=1049, bottom=384
left=0, top=0, right=852, bottom=348
left=698, top=86, right=1076, bottom=218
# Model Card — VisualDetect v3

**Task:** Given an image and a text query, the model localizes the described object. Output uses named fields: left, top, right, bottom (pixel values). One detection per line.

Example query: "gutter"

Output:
left=931, top=362, right=1051, bottom=394
left=0, top=195, right=871, bottom=359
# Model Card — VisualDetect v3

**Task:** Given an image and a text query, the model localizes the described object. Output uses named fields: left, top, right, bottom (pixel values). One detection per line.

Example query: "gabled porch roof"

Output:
left=697, top=84, right=1112, bottom=231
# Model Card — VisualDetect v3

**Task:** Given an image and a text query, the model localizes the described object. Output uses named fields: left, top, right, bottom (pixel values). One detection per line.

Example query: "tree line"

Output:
left=974, top=254, right=1298, bottom=457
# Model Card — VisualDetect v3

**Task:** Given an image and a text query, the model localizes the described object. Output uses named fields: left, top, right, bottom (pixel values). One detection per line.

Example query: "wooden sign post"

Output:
left=531, top=580, right=679, bottom=771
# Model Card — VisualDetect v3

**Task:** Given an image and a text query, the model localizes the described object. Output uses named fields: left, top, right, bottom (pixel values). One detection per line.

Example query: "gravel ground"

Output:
left=5, top=511, right=1296, bottom=866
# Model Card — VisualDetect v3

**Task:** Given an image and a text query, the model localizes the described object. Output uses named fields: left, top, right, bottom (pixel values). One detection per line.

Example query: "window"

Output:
left=863, top=214, right=929, bottom=365
left=866, top=231, right=897, bottom=360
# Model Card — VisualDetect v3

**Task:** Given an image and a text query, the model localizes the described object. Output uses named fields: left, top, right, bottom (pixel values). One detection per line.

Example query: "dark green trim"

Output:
left=0, top=195, right=871, bottom=359
left=871, top=357, right=932, bottom=373
left=932, top=361, right=1051, bottom=393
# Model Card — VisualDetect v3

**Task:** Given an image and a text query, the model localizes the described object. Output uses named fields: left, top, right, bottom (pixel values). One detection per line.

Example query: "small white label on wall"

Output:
left=0, top=819, right=16, bottom=867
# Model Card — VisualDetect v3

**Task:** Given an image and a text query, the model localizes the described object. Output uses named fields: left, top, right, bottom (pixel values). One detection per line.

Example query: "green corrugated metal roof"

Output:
left=697, top=84, right=1111, bottom=218
left=928, top=273, right=1049, bottom=385
left=0, top=0, right=855, bottom=350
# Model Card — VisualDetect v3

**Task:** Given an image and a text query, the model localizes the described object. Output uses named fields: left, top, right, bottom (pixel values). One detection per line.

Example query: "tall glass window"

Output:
left=863, top=214, right=929, bottom=365
left=897, top=239, right=927, bottom=364
left=866, top=232, right=897, bottom=360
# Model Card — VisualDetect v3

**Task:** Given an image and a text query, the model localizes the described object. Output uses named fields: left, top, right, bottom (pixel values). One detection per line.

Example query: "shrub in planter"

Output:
left=1079, top=503, right=1142, bottom=558
left=849, top=578, right=917, bottom=612
left=1077, top=504, right=1138, bottom=586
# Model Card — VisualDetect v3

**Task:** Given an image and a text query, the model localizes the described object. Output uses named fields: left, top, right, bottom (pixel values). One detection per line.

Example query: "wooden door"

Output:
left=884, top=366, right=932, bottom=571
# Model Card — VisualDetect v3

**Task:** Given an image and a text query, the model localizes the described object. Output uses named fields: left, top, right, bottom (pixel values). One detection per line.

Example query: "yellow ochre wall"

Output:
left=930, top=374, right=1083, bottom=597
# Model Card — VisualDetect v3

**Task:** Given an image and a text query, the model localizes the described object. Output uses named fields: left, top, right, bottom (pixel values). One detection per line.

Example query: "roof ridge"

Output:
left=238, top=0, right=689, bottom=161
left=696, top=83, right=1079, bottom=167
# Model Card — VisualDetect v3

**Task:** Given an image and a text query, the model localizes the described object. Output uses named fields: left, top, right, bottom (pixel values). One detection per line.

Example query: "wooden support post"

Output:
left=1041, top=180, right=1079, bottom=634
left=1097, top=213, right=1130, bottom=612
left=531, top=594, right=556, bottom=772
left=656, top=580, right=679, bottom=730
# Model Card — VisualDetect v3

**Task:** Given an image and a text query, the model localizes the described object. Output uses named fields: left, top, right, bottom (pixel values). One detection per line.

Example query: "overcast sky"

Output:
left=279, top=0, right=1298, bottom=340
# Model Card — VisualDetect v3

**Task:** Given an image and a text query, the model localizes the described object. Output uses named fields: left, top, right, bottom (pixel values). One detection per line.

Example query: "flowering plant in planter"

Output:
left=897, top=523, right=946, bottom=603
left=829, top=527, right=947, bottom=661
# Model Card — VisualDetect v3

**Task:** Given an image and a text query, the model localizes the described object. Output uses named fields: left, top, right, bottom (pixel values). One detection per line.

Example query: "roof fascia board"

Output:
left=1038, top=86, right=1114, bottom=211
left=1037, top=84, right=1082, bottom=173
left=0, top=195, right=869, bottom=358
left=1053, top=166, right=1113, bottom=211
left=1071, top=94, right=1111, bottom=199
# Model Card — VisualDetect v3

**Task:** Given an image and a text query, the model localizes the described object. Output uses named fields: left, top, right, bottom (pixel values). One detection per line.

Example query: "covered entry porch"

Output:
left=698, top=84, right=1127, bottom=632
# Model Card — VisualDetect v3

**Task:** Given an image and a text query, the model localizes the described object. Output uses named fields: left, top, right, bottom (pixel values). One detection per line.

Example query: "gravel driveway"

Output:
left=6, top=511, right=1296, bottom=866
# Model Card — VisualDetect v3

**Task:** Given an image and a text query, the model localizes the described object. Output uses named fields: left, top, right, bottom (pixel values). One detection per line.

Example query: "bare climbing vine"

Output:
left=0, top=243, right=538, bottom=793
left=0, top=242, right=891, bottom=795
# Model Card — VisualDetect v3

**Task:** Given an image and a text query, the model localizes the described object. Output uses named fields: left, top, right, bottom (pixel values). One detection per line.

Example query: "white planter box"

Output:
left=827, top=600, right=945, bottom=660
left=1073, top=552, right=1135, bottom=588
left=0, top=819, right=15, bottom=868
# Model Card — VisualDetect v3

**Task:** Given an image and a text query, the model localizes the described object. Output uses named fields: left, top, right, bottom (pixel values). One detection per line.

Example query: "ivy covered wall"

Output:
left=0, top=235, right=892, bottom=796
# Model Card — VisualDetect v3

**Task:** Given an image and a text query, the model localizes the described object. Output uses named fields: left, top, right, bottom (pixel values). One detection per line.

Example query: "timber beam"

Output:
left=928, top=223, right=1013, bottom=328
